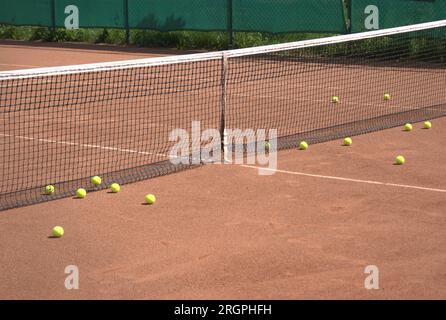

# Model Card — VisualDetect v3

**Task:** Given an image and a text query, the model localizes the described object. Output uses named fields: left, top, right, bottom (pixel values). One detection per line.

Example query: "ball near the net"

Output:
left=264, top=141, right=271, bottom=151
left=91, top=176, right=102, bottom=186
left=299, top=141, right=309, bottom=150
left=76, top=188, right=87, bottom=198
left=404, top=123, right=413, bottom=131
left=343, top=137, right=353, bottom=146
left=110, top=183, right=120, bottom=193
left=45, top=185, right=55, bottom=195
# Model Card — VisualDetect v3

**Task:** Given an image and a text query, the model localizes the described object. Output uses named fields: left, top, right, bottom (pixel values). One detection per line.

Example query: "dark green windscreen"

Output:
left=232, top=0, right=346, bottom=33
left=0, top=0, right=52, bottom=27
left=0, top=0, right=347, bottom=34
left=351, top=0, right=446, bottom=32
left=54, top=0, right=125, bottom=28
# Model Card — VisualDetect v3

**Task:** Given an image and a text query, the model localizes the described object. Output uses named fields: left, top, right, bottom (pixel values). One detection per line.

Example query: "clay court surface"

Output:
left=0, top=42, right=445, bottom=299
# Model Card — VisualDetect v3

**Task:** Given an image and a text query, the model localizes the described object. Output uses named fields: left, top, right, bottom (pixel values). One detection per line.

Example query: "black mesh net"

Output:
left=1, top=21, right=446, bottom=210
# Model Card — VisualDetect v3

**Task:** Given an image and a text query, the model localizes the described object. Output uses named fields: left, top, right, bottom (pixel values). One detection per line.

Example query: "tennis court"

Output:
left=0, top=22, right=445, bottom=299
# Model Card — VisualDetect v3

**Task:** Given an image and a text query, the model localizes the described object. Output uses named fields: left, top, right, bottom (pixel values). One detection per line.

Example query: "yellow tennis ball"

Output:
left=404, top=123, right=413, bottom=131
left=110, top=183, right=120, bottom=193
left=91, top=176, right=102, bottom=186
left=384, top=93, right=391, bottom=101
left=52, top=226, right=64, bottom=238
left=45, top=185, right=55, bottom=195
left=145, top=194, right=156, bottom=205
left=395, top=155, right=405, bottom=165
left=331, top=96, right=339, bottom=103
left=424, top=121, right=432, bottom=129
left=76, top=188, right=87, bottom=198
left=299, top=141, right=309, bottom=150
left=343, top=137, right=353, bottom=146
left=264, top=141, right=272, bottom=151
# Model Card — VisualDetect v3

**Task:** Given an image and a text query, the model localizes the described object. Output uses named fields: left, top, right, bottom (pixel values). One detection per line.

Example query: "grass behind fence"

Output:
left=0, top=0, right=351, bottom=50
left=0, top=25, right=335, bottom=50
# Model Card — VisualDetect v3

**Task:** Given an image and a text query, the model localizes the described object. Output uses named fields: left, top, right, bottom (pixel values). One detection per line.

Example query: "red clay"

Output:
left=0, top=43, right=445, bottom=299
left=0, top=40, right=193, bottom=71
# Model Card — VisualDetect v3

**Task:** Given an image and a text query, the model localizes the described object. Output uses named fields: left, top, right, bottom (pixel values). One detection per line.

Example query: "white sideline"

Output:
left=1, top=132, right=445, bottom=194
left=240, top=165, right=446, bottom=194
left=0, top=133, right=168, bottom=158
left=0, top=63, right=40, bottom=68
left=0, top=133, right=206, bottom=163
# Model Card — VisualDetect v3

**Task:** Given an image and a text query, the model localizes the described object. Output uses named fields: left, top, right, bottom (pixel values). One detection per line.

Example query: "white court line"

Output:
left=0, top=63, right=40, bottom=68
left=0, top=133, right=169, bottom=158
left=240, top=164, right=446, bottom=194
left=0, top=132, right=205, bottom=163
left=2, top=132, right=445, bottom=194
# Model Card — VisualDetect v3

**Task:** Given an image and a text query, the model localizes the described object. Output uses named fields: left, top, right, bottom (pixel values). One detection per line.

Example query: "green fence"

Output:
left=3, top=0, right=446, bottom=46
left=54, top=0, right=126, bottom=28
left=1, top=0, right=54, bottom=26
left=232, top=0, right=346, bottom=33
left=350, top=0, right=446, bottom=32
left=126, top=0, right=347, bottom=33
left=0, top=0, right=347, bottom=39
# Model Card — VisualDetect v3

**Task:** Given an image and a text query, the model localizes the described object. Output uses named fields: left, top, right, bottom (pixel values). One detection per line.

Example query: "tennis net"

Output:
left=1, top=20, right=446, bottom=210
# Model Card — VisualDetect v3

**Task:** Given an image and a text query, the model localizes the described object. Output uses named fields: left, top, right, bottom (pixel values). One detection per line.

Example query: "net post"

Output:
left=221, top=53, right=230, bottom=164
left=227, top=0, right=234, bottom=49
left=124, top=0, right=130, bottom=45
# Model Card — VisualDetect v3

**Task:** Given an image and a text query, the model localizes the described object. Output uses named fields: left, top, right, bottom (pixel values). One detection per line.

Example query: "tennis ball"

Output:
left=299, top=141, right=309, bottom=150
left=331, top=96, right=339, bottom=103
left=404, top=123, right=413, bottom=131
left=423, top=121, right=432, bottom=129
left=110, top=183, right=120, bottom=193
left=76, top=188, right=87, bottom=198
left=145, top=194, right=156, bottom=205
left=45, top=185, right=55, bottom=195
left=264, top=141, right=271, bottom=151
left=52, top=226, right=64, bottom=238
left=343, top=137, right=353, bottom=146
left=384, top=93, right=391, bottom=101
left=395, top=155, right=405, bottom=165
left=91, top=176, right=102, bottom=186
